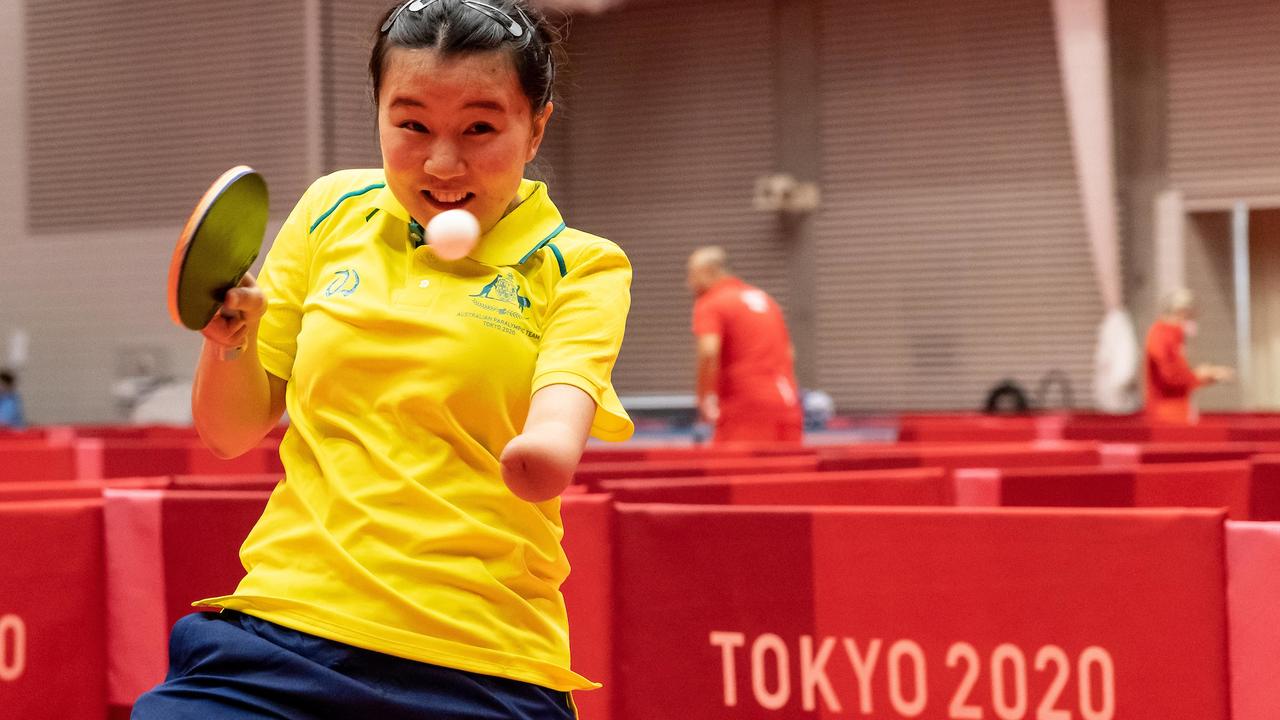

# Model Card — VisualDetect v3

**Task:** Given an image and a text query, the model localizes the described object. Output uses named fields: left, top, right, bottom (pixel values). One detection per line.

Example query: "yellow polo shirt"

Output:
left=199, top=169, right=632, bottom=691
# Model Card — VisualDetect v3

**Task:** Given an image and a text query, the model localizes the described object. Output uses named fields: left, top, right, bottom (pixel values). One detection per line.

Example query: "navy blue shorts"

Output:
left=131, top=611, right=578, bottom=720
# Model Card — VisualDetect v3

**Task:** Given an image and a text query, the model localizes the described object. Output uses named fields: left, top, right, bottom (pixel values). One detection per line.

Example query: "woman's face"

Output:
left=378, top=47, right=551, bottom=235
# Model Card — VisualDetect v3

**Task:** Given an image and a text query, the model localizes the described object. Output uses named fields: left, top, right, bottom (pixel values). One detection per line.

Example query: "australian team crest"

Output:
left=472, top=273, right=531, bottom=311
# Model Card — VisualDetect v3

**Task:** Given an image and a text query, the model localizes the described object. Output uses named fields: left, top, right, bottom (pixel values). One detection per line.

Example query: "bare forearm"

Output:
left=192, top=335, right=283, bottom=457
left=696, top=354, right=718, bottom=402
left=501, top=384, right=593, bottom=502
left=694, top=334, right=721, bottom=416
left=192, top=275, right=284, bottom=458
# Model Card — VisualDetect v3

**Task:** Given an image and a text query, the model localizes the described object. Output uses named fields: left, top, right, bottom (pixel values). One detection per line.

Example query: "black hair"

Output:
left=0, top=370, right=14, bottom=389
left=371, top=0, right=561, bottom=114
left=983, top=379, right=1030, bottom=415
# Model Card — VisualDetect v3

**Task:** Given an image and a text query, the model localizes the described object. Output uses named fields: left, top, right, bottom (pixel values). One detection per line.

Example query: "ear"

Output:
left=526, top=102, right=554, bottom=163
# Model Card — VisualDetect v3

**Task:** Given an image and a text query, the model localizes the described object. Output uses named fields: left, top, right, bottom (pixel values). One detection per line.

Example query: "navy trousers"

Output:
left=131, top=611, right=578, bottom=720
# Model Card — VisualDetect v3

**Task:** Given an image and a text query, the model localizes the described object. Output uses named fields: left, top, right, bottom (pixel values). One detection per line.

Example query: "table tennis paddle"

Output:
left=167, top=166, right=268, bottom=360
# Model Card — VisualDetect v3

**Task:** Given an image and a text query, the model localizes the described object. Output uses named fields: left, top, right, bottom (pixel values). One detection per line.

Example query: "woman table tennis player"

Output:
left=132, top=1, right=632, bottom=717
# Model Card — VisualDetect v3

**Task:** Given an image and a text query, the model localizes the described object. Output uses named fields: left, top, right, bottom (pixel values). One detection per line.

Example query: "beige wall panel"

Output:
left=329, top=1, right=386, bottom=172
left=9, top=1, right=305, bottom=422
left=1247, top=209, right=1280, bottom=408
left=1183, top=211, right=1241, bottom=409
left=1166, top=0, right=1280, bottom=205
left=0, top=1, right=24, bottom=236
left=815, top=0, right=1100, bottom=411
left=553, top=0, right=784, bottom=396
left=26, top=0, right=311, bottom=230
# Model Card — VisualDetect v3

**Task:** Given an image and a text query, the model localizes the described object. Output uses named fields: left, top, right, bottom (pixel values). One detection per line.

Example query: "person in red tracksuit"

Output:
left=688, top=246, right=802, bottom=443
left=1145, top=288, right=1232, bottom=423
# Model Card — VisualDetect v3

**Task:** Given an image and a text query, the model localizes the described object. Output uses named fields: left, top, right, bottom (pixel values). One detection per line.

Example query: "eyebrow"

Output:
left=388, top=97, right=508, bottom=112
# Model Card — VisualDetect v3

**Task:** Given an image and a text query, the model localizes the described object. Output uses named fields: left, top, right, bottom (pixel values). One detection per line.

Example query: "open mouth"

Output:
left=422, top=190, right=475, bottom=211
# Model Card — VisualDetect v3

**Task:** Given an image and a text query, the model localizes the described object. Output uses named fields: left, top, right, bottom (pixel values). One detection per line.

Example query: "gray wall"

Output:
left=6, top=0, right=1280, bottom=422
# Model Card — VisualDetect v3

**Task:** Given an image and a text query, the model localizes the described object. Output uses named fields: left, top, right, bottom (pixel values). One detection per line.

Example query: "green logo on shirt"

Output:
left=472, top=274, right=531, bottom=311
left=324, top=268, right=361, bottom=297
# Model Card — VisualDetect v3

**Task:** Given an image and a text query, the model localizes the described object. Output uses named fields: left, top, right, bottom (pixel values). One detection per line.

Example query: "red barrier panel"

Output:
left=0, top=428, right=53, bottom=441
left=0, top=500, right=107, bottom=720
left=104, top=489, right=270, bottom=711
left=1063, top=422, right=1234, bottom=443
left=0, top=441, right=79, bottom=482
left=581, top=444, right=812, bottom=464
left=896, top=415, right=1064, bottom=442
left=0, top=425, right=78, bottom=443
left=955, top=462, right=1265, bottom=518
left=815, top=442, right=1101, bottom=476
left=0, top=478, right=168, bottom=502
left=1244, top=455, right=1280, bottom=521
left=0, top=475, right=280, bottom=503
left=168, top=474, right=282, bottom=492
left=1226, top=521, right=1280, bottom=720
left=600, top=468, right=948, bottom=507
left=954, top=466, right=1136, bottom=509
left=1134, top=462, right=1254, bottom=518
left=580, top=448, right=674, bottom=463
left=68, top=424, right=288, bottom=441
left=93, top=440, right=282, bottom=479
left=573, top=456, right=820, bottom=490
left=72, top=425, right=201, bottom=440
left=1058, top=413, right=1280, bottom=441
left=561, top=494, right=614, bottom=720
left=1134, top=442, right=1280, bottom=464
left=613, top=505, right=1229, bottom=719
left=1224, top=425, right=1280, bottom=442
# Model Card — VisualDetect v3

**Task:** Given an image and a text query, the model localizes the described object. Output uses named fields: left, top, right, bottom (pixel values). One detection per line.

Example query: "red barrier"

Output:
left=952, top=466, right=1136, bottom=509
left=561, top=494, right=614, bottom=720
left=0, top=475, right=279, bottom=503
left=0, top=441, right=79, bottom=482
left=896, top=415, right=1059, bottom=442
left=1243, top=455, right=1280, bottom=521
left=1134, top=462, right=1255, bottom=518
left=0, top=478, right=168, bottom=502
left=612, top=505, right=1229, bottom=719
left=573, top=455, right=820, bottom=490
left=0, top=425, right=78, bottom=443
left=600, top=468, right=948, bottom=506
left=1224, top=424, right=1280, bottom=442
left=0, top=500, right=107, bottom=719
left=72, top=424, right=286, bottom=441
left=93, top=440, right=282, bottom=479
left=1060, top=414, right=1280, bottom=443
left=103, top=489, right=270, bottom=711
left=0, top=428, right=54, bottom=441
left=71, top=425, right=202, bottom=440
left=168, top=474, right=282, bottom=492
left=1226, top=521, right=1280, bottom=720
left=954, top=461, right=1268, bottom=518
left=1063, top=422, right=1232, bottom=443
left=581, top=444, right=812, bottom=464
left=818, top=442, right=1101, bottom=475
left=1132, top=442, right=1280, bottom=464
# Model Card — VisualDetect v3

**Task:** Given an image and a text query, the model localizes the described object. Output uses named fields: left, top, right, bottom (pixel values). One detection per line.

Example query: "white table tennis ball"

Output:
left=425, top=209, right=480, bottom=261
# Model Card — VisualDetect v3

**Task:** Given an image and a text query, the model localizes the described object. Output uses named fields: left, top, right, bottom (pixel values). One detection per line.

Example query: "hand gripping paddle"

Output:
left=167, top=166, right=269, bottom=360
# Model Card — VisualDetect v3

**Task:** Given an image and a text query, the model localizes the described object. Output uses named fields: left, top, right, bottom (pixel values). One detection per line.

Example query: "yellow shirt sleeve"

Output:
left=255, top=182, right=318, bottom=381
left=532, top=238, right=634, bottom=441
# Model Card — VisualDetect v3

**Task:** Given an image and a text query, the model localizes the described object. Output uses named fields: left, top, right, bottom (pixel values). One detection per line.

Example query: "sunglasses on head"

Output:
left=381, top=0, right=527, bottom=38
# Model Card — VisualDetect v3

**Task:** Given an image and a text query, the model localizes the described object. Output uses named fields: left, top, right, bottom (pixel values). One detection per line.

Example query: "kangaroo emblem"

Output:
left=472, top=274, right=531, bottom=310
